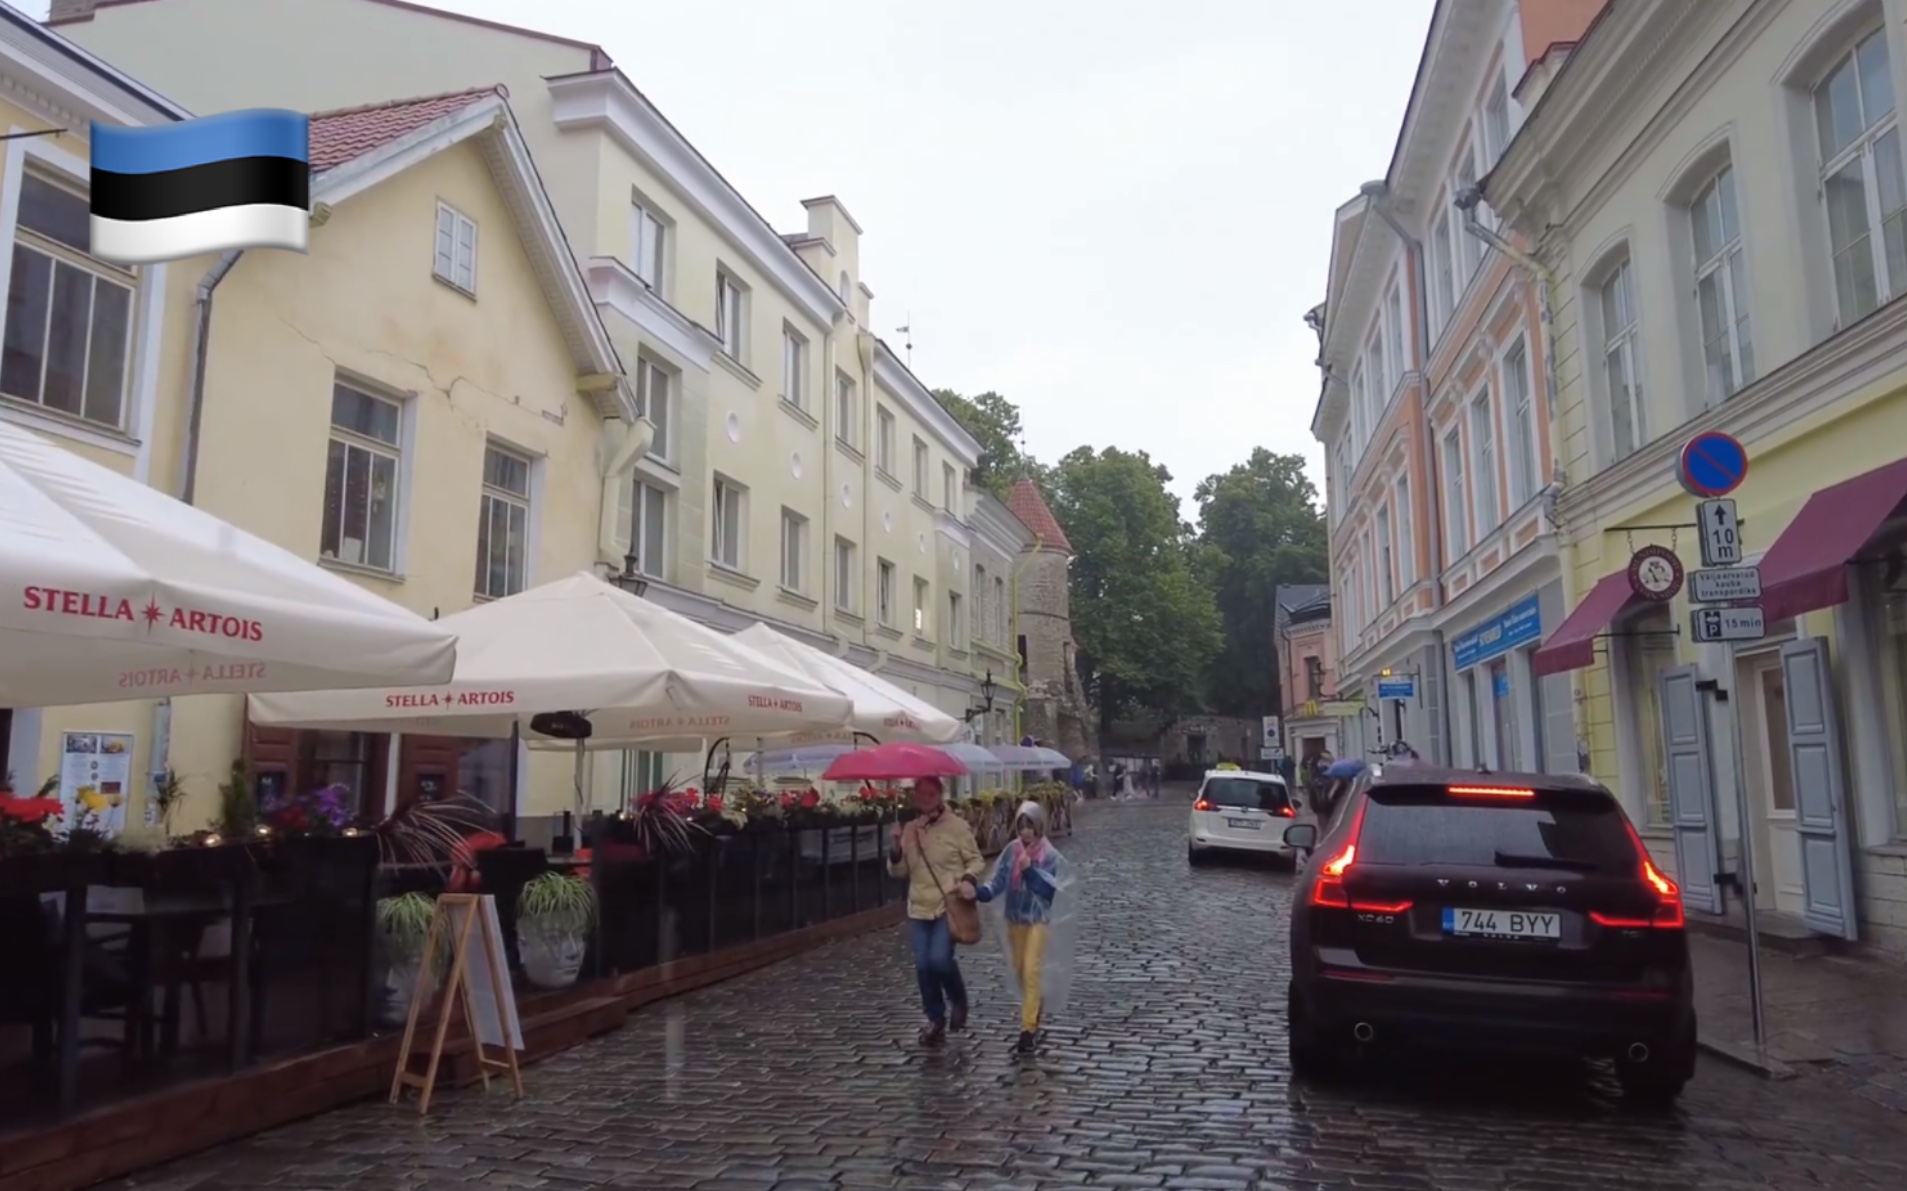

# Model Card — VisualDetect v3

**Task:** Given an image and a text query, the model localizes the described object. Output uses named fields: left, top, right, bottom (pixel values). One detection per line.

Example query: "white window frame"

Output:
left=1369, top=332, right=1389, bottom=417
left=781, top=326, right=807, bottom=410
left=779, top=507, right=808, bottom=593
left=834, top=536, right=857, bottom=612
left=1442, top=425, right=1469, bottom=559
left=711, top=476, right=746, bottom=571
left=1453, top=139, right=1482, bottom=279
left=875, top=404, right=895, bottom=473
left=973, top=564, right=987, bottom=639
left=1429, top=207, right=1456, bottom=342
left=631, top=198, right=666, bottom=294
left=993, top=575, right=1007, bottom=644
left=636, top=356, right=673, bottom=464
left=627, top=478, right=668, bottom=579
left=942, top=462, right=958, bottom=510
left=1383, top=283, right=1406, bottom=396
left=1348, top=362, right=1367, bottom=450
left=1361, top=535, right=1377, bottom=627
left=321, top=380, right=407, bottom=574
left=877, top=559, right=897, bottom=626
left=1394, top=475, right=1415, bottom=588
left=948, top=590, right=964, bottom=649
left=1482, top=71, right=1511, bottom=166
left=433, top=201, right=477, bottom=294
left=0, top=168, right=138, bottom=436
left=1502, top=339, right=1537, bottom=509
left=836, top=371, right=857, bottom=448
left=1689, top=164, right=1755, bottom=403
left=0, top=134, right=167, bottom=461
left=912, top=436, right=930, bottom=499
left=475, top=442, right=533, bottom=600
left=1812, top=27, right=1906, bottom=326
left=1468, top=389, right=1499, bottom=535
left=1599, top=256, right=1646, bottom=461
left=913, top=575, right=931, bottom=636
left=715, top=269, right=746, bottom=361
left=1375, top=504, right=1394, bottom=607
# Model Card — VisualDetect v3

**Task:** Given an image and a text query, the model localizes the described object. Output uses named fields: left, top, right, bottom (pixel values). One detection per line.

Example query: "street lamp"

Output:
left=612, top=550, right=649, bottom=598
left=964, top=670, right=996, bottom=723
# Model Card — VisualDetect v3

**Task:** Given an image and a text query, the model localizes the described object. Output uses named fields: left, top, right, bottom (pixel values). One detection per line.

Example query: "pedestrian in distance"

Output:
left=959, top=800, right=1073, bottom=1055
left=888, top=776, right=987, bottom=1047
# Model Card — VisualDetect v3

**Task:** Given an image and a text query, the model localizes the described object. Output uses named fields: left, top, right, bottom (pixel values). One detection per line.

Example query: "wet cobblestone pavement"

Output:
left=109, top=801, right=1907, bottom=1191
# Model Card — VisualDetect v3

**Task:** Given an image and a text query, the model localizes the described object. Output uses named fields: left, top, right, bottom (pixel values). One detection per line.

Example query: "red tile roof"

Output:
left=1007, top=476, right=1072, bottom=554
left=307, top=86, right=503, bottom=171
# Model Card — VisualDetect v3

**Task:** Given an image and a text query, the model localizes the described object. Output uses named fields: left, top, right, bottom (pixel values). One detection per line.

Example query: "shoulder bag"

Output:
left=913, top=825, right=983, bottom=945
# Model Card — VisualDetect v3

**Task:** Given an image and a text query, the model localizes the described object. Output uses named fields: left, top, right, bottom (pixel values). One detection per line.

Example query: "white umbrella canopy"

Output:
left=731, top=623, right=965, bottom=744
left=0, top=420, right=457, bottom=706
left=990, top=744, right=1072, bottom=770
left=247, top=571, right=854, bottom=743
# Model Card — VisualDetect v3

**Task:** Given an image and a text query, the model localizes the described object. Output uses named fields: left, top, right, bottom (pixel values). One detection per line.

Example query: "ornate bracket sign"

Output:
left=1627, top=543, right=1684, bottom=603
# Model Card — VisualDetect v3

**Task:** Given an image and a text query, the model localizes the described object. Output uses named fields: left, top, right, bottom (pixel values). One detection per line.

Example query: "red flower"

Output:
left=0, top=795, right=63, bottom=825
left=705, top=794, right=725, bottom=814
left=779, top=790, right=797, bottom=809
left=798, top=788, right=821, bottom=810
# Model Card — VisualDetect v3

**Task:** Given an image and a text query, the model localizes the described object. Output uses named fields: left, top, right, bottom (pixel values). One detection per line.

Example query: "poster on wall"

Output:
left=60, top=732, right=134, bottom=838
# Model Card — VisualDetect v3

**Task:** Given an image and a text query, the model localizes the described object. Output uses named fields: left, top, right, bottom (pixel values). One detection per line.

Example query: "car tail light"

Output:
left=1310, top=843, right=1356, bottom=907
left=1274, top=805, right=1295, bottom=818
left=1193, top=798, right=1213, bottom=811
left=1349, top=898, right=1413, bottom=914
left=1593, top=819, right=1687, bottom=929
left=1447, top=784, right=1535, bottom=798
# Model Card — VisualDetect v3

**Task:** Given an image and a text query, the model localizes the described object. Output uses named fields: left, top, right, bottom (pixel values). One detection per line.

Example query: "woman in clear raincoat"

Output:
left=956, top=800, right=1076, bottom=1055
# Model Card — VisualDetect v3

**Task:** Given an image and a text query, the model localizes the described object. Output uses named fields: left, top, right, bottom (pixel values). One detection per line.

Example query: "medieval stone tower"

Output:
left=1006, top=478, right=1092, bottom=760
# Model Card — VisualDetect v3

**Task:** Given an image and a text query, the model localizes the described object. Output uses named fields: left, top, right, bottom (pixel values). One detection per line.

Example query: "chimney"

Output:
left=48, top=0, right=102, bottom=20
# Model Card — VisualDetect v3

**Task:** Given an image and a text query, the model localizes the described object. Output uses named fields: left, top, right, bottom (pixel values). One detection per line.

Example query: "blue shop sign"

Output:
left=1377, top=677, right=1416, bottom=700
left=1451, top=594, right=1543, bottom=671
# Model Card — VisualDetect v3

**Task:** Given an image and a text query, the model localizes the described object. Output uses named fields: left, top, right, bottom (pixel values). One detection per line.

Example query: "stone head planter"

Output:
left=372, top=891, right=439, bottom=1030
left=517, top=871, right=595, bottom=989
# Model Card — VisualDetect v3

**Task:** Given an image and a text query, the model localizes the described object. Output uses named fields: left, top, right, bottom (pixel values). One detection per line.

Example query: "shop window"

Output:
left=457, top=738, right=517, bottom=818
left=1619, top=604, right=1678, bottom=826
left=307, top=731, right=378, bottom=817
left=1875, top=572, right=1907, bottom=834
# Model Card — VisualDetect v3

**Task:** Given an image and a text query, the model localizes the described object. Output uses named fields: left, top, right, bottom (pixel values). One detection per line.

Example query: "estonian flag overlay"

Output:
left=89, top=110, right=311, bottom=266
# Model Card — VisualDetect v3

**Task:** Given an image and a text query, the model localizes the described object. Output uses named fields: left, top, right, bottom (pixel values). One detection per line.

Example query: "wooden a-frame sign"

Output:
left=389, top=893, right=524, bottom=1115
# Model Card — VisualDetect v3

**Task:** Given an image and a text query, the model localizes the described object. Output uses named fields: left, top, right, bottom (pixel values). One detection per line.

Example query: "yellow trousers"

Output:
left=1006, top=921, right=1048, bottom=1032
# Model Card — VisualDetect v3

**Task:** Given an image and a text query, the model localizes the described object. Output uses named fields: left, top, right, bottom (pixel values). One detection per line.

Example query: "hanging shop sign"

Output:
left=1627, top=544, right=1684, bottom=603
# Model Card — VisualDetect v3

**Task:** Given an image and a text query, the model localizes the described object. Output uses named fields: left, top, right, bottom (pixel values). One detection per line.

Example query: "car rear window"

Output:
left=1354, top=784, right=1638, bottom=870
left=1203, top=777, right=1289, bottom=811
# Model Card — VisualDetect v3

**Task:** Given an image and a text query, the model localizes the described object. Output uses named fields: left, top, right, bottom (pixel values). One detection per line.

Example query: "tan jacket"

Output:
left=887, top=811, right=986, bottom=921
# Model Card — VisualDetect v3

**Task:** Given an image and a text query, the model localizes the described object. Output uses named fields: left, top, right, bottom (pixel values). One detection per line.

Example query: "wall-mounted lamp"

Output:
left=963, top=670, right=997, bottom=723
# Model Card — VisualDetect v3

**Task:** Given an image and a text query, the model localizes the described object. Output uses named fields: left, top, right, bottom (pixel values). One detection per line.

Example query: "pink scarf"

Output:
left=1009, top=836, right=1048, bottom=889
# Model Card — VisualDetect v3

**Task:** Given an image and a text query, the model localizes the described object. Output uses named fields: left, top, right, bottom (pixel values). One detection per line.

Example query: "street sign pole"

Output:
left=1676, top=429, right=1767, bottom=1068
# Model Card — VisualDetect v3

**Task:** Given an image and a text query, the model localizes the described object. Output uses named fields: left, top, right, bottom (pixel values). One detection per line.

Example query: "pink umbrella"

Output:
left=821, top=742, right=968, bottom=783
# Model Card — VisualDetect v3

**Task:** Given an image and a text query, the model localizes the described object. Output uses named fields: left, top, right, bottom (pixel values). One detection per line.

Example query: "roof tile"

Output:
left=308, top=86, right=503, bottom=171
left=1006, top=477, right=1072, bottom=554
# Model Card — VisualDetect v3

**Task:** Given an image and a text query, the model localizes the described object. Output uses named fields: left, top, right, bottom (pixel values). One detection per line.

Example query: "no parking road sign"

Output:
left=1678, top=431, right=1749, bottom=498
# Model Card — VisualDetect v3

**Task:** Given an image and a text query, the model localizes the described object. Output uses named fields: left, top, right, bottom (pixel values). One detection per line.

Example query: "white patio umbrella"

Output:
left=246, top=571, right=855, bottom=745
left=0, top=420, right=457, bottom=706
left=731, top=623, right=965, bottom=744
left=990, top=744, right=1072, bottom=770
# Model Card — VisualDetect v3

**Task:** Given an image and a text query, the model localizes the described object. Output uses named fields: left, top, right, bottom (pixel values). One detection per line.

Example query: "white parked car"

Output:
left=1187, top=769, right=1300, bottom=865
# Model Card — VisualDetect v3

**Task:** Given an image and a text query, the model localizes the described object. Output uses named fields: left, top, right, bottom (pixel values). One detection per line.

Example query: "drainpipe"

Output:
left=1357, top=181, right=1451, bottom=764
left=179, top=249, right=245, bottom=505
left=1458, top=187, right=1582, bottom=769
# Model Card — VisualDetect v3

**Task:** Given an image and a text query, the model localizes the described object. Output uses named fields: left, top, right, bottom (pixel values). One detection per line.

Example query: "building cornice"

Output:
left=872, top=341, right=982, bottom=466
left=0, top=5, right=188, bottom=128
left=1384, top=0, right=1512, bottom=222
left=587, top=256, right=715, bottom=374
left=547, top=70, right=846, bottom=329
left=1486, top=0, right=1753, bottom=239
left=1560, top=295, right=1907, bottom=533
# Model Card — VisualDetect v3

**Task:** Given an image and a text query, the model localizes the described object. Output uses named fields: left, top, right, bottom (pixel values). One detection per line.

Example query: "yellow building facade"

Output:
left=1, top=18, right=642, bottom=830
left=59, top=0, right=990, bottom=807
left=1487, top=0, right=1907, bottom=955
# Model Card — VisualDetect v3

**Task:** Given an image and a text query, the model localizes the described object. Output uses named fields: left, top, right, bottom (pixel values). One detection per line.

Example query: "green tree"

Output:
left=1046, top=446, right=1222, bottom=743
left=1193, top=447, right=1328, bottom=719
left=933, top=389, right=1044, bottom=499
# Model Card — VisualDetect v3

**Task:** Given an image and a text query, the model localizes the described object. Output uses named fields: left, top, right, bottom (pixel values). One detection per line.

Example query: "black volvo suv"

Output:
left=1281, top=764, right=1696, bottom=1101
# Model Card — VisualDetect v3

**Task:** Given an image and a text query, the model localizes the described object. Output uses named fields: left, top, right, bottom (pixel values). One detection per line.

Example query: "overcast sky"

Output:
left=35, top=0, right=1430, bottom=518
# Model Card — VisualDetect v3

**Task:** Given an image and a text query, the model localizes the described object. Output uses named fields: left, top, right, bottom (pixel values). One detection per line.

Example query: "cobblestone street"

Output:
left=108, top=801, right=1907, bottom=1191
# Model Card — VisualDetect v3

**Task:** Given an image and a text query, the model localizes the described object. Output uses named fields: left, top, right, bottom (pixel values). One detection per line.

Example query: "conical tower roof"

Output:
left=1007, top=476, right=1072, bottom=554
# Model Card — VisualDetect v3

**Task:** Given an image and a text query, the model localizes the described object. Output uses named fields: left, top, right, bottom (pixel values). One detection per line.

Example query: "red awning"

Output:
left=1759, top=457, right=1907, bottom=623
left=1531, top=570, right=1641, bottom=677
